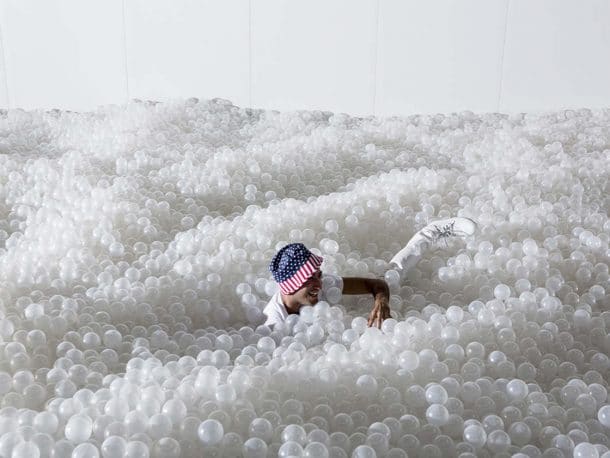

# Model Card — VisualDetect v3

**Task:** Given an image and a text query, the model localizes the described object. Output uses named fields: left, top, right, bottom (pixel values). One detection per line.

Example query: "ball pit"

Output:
left=0, top=98, right=609, bottom=457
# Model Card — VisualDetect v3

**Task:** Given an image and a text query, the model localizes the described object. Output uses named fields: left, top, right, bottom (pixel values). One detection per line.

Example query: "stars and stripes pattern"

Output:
left=269, top=243, right=323, bottom=295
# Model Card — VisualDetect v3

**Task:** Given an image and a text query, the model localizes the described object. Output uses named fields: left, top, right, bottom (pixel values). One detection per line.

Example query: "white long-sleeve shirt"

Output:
left=263, top=274, right=343, bottom=326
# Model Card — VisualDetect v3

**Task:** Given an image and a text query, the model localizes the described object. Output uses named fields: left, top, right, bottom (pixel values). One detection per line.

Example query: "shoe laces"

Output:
left=422, top=221, right=458, bottom=245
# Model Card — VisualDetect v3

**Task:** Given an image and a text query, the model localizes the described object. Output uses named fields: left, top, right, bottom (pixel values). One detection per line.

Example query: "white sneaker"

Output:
left=390, top=217, right=477, bottom=271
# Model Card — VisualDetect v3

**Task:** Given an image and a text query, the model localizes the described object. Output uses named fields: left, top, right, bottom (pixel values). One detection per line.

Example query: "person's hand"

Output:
left=367, top=294, right=391, bottom=329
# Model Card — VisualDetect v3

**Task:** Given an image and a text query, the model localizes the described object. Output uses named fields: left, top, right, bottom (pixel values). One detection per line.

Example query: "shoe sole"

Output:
left=425, top=217, right=477, bottom=236
left=389, top=217, right=477, bottom=269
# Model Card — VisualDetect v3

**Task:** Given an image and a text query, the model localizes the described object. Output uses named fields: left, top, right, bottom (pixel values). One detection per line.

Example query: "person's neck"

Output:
left=281, top=294, right=300, bottom=314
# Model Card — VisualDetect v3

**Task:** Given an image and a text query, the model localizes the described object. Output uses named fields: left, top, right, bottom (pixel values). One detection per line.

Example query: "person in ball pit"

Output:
left=263, top=218, right=476, bottom=327
left=263, top=217, right=477, bottom=328
left=264, top=242, right=391, bottom=328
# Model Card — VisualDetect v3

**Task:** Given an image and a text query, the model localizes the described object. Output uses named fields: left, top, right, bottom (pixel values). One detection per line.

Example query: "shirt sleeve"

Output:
left=263, top=294, right=286, bottom=327
left=263, top=307, right=283, bottom=327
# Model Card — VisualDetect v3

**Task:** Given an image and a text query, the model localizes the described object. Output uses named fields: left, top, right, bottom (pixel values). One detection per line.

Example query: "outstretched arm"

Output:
left=342, top=277, right=391, bottom=328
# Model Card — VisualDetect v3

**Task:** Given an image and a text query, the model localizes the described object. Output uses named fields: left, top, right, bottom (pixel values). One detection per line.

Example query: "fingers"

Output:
left=367, top=311, right=375, bottom=327
left=370, top=311, right=378, bottom=327
left=369, top=311, right=382, bottom=329
left=367, top=309, right=378, bottom=328
left=367, top=303, right=391, bottom=328
left=383, top=306, right=391, bottom=320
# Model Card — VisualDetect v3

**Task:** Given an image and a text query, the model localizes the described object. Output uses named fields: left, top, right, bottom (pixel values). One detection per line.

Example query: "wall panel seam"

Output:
left=497, top=0, right=510, bottom=112
left=248, top=0, right=252, bottom=108
left=121, top=0, right=130, bottom=102
left=372, top=0, right=380, bottom=115
left=0, top=19, right=9, bottom=108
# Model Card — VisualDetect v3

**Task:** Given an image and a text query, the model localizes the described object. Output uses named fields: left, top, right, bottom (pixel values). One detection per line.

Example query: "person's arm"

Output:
left=342, top=277, right=391, bottom=329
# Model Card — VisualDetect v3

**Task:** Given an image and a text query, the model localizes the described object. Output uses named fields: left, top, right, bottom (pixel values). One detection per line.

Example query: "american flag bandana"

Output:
left=269, top=243, right=323, bottom=295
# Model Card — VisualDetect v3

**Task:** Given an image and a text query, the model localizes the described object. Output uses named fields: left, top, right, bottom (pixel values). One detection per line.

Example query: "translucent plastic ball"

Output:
left=481, top=414, right=504, bottom=433
left=215, top=385, right=237, bottom=405
left=598, top=405, right=610, bottom=427
left=257, top=337, right=276, bottom=353
left=307, top=325, right=325, bottom=345
left=365, top=432, right=389, bottom=455
left=426, top=404, right=450, bottom=426
left=198, top=419, right=224, bottom=446
left=398, top=351, right=419, bottom=371
left=152, top=437, right=181, bottom=458
left=463, top=424, right=487, bottom=448
left=0, top=372, right=13, bottom=395
left=367, top=422, right=391, bottom=440
left=307, top=429, right=330, bottom=446
left=352, top=445, right=377, bottom=458
left=249, top=418, right=274, bottom=442
left=281, top=424, right=307, bottom=445
left=11, top=441, right=40, bottom=458
left=52, top=439, right=74, bottom=457
left=64, top=414, right=93, bottom=443
left=278, top=441, right=304, bottom=457
left=125, top=441, right=149, bottom=458
left=304, top=441, right=329, bottom=458
left=486, top=429, right=511, bottom=454
left=494, top=284, right=511, bottom=300
left=102, top=436, right=127, bottom=458
left=243, top=437, right=268, bottom=458
left=425, top=384, right=448, bottom=404
left=446, top=305, right=464, bottom=324
left=149, top=414, right=172, bottom=439
left=162, top=399, right=187, bottom=423
left=105, top=398, right=129, bottom=419
left=33, top=411, right=59, bottom=435
left=506, top=379, right=529, bottom=402
left=508, top=421, right=532, bottom=446
left=386, top=449, right=408, bottom=458
left=72, top=442, right=100, bottom=458
left=356, top=375, right=378, bottom=398
left=574, top=442, right=600, bottom=458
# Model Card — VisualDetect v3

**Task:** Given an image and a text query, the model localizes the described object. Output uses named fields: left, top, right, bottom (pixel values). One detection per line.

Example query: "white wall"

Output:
left=1, top=0, right=609, bottom=116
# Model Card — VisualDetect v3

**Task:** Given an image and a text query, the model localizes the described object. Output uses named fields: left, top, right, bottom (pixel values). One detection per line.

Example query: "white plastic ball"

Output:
left=64, top=415, right=93, bottom=443
left=598, top=405, right=610, bottom=427
left=506, top=379, right=529, bottom=402
left=198, top=419, right=224, bottom=446
left=243, top=438, right=268, bottom=458
left=463, top=424, right=486, bottom=448
left=72, top=442, right=100, bottom=458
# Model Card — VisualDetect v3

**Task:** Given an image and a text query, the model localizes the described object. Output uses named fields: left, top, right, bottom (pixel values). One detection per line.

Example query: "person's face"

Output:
left=292, top=270, right=322, bottom=306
